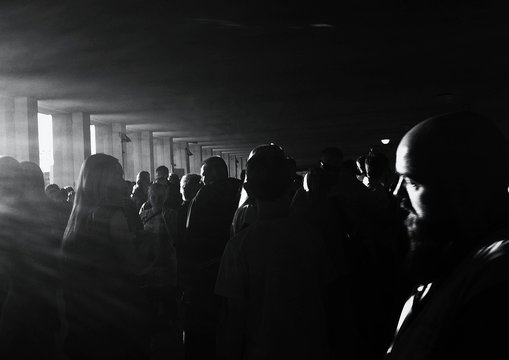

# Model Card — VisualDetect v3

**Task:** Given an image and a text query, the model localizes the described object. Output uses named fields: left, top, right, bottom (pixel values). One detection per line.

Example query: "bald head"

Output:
left=395, top=111, right=509, bottom=227
left=397, top=111, right=508, bottom=188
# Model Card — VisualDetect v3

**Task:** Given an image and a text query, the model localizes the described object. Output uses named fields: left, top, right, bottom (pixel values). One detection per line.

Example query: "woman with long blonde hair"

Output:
left=61, top=153, right=151, bottom=360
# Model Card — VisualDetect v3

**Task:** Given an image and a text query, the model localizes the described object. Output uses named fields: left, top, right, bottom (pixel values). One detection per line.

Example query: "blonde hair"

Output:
left=63, top=154, right=125, bottom=245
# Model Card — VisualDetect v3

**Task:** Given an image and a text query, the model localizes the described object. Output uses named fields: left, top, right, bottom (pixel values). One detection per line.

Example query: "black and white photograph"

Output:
left=1, top=1, right=509, bottom=359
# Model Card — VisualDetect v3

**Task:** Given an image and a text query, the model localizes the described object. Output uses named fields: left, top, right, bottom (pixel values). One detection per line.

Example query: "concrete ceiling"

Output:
left=1, top=0, right=509, bottom=168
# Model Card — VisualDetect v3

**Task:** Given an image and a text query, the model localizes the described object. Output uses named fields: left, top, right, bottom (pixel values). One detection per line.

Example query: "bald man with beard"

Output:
left=386, top=111, right=509, bottom=359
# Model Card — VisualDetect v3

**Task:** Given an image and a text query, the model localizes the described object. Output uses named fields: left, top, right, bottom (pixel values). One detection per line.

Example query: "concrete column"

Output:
left=173, top=141, right=186, bottom=172
left=221, top=153, right=229, bottom=174
left=130, top=132, right=143, bottom=180
left=153, top=137, right=164, bottom=170
left=0, top=97, right=16, bottom=157
left=162, top=137, right=174, bottom=172
left=111, top=123, right=126, bottom=163
left=95, top=124, right=113, bottom=155
left=125, top=132, right=135, bottom=182
left=201, top=147, right=212, bottom=161
left=141, top=131, right=154, bottom=178
left=239, top=157, right=245, bottom=180
left=234, top=155, right=239, bottom=178
left=52, top=113, right=74, bottom=187
left=162, top=137, right=173, bottom=171
left=188, top=144, right=202, bottom=174
left=184, top=142, right=191, bottom=174
left=71, top=112, right=91, bottom=181
left=228, top=154, right=237, bottom=178
left=239, top=157, right=245, bottom=172
left=14, top=97, right=39, bottom=163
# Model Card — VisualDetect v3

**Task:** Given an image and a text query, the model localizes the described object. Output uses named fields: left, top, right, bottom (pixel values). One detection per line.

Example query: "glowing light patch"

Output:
left=310, top=24, right=335, bottom=28
left=90, top=125, right=96, bottom=154
left=38, top=113, right=53, bottom=173
left=381, top=139, right=390, bottom=145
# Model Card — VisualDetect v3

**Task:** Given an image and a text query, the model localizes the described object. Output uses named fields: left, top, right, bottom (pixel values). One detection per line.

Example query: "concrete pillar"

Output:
left=228, top=154, right=237, bottom=178
left=130, top=132, right=143, bottom=180
left=95, top=124, right=113, bottom=156
left=111, top=123, right=126, bottom=164
left=0, top=97, right=16, bottom=157
left=221, top=153, right=229, bottom=174
left=14, top=97, right=39, bottom=163
left=153, top=138, right=164, bottom=170
left=52, top=113, right=74, bottom=187
left=141, top=131, right=154, bottom=178
left=201, top=147, right=213, bottom=161
left=71, top=112, right=91, bottom=181
left=125, top=133, right=135, bottom=182
left=239, top=157, right=245, bottom=180
left=184, top=142, right=191, bottom=174
left=188, top=144, right=202, bottom=174
left=162, top=137, right=174, bottom=172
left=173, top=141, right=186, bottom=172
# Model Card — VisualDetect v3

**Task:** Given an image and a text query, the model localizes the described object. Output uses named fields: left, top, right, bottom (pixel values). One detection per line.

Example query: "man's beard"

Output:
left=404, top=212, right=463, bottom=286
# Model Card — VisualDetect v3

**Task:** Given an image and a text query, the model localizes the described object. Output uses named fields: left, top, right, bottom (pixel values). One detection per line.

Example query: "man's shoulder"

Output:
left=470, top=226, right=509, bottom=270
left=452, top=233, right=509, bottom=304
left=227, top=225, right=253, bottom=250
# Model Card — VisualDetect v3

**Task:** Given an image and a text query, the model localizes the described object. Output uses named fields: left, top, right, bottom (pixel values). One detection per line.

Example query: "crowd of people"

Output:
left=0, top=110, right=508, bottom=359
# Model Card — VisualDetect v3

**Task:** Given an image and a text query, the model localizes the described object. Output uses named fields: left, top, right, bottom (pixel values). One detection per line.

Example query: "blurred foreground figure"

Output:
left=387, top=112, right=509, bottom=359
left=0, top=157, right=61, bottom=358
left=61, top=154, right=152, bottom=360
left=216, top=144, right=333, bottom=360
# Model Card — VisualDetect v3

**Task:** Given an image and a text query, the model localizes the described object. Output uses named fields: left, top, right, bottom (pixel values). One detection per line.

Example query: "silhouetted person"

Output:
left=21, top=162, right=70, bottom=246
left=61, top=154, right=152, bottom=360
left=355, top=148, right=410, bottom=359
left=0, top=157, right=51, bottom=357
left=131, top=170, right=151, bottom=212
left=155, top=165, right=170, bottom=182
left=319, top=146, right=343, bottom=193
left=0, top=161, right=64, bottom=357
left=386, top=111, right=509, bottom=359
left=231, top=148, right=272, bottom=238
left=45, top=183, right=61, bottom=202
left=140, top=182, right=181, bottom=358
left=365, top=149, right=391, bottom=191
left=176, top=174, right=202, bottom=247
left=287, top=156, right=302, bottom=197
left=167, top=172, right=183, bottom=210
left=215, top=144, right=333, bottom=360
left=64, top=186, right=75, bottom=204
left=140, top=183, right=178, bottom=290
left=182, top=156, right=242, bottom=360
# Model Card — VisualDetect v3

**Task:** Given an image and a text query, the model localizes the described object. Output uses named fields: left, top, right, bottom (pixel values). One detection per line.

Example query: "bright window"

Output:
left=38, top=113, right=53, bottom=173
left=90, top=125, right=96, bottom=154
